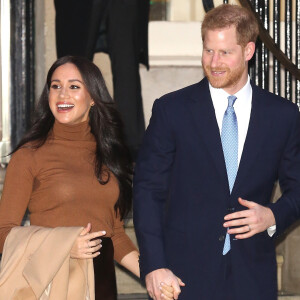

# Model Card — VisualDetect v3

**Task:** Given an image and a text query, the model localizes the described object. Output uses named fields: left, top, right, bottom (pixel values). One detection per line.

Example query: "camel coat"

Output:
left=0, top=226, right=95, bottom=300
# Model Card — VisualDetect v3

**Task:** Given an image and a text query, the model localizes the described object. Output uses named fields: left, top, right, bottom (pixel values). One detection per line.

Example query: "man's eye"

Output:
left=51, top=84, right=60, bottom=89
left=70, top=85, right=80, bottom=89
left=204, top=49, right=213, bottom=55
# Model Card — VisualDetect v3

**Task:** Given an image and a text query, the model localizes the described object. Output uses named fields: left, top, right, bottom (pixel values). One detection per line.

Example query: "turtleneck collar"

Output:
left=51, top=120, right=95, bottom=142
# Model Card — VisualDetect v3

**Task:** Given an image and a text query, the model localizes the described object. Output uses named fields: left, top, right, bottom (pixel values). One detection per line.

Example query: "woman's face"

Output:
left=49, top=63, right=94, bottom=125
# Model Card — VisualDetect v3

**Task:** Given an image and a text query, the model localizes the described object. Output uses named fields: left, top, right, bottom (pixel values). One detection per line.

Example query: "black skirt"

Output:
left=93, top=237, right=117, bottom=300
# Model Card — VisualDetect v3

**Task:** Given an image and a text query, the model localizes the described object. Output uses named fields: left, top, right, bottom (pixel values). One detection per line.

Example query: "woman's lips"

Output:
left=57, top=103, right=74, bottom=112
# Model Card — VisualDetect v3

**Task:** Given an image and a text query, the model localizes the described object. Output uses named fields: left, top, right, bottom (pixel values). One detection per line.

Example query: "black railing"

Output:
left=296, top=0, right=300, bottom=105
left=0, top=0, right=35, bottom=164
left=241, top=0, right=300, bottom=106
left=10, top=0, right=35, bottom=148
left=202, top=0, right=300, bottom=107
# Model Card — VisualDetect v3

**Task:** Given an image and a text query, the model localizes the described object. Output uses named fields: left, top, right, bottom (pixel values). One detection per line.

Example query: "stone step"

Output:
left=118, top=294, right=147, bottom=300
left=117, top=294, right=300, bottom=300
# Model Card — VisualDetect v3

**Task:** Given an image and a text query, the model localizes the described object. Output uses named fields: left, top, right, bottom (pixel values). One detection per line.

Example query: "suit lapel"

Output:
left=232, top=83, right=268, bottom=195
left=187, top=79, right=268, bottom=195
left=187, top=79, right=229, bottom=192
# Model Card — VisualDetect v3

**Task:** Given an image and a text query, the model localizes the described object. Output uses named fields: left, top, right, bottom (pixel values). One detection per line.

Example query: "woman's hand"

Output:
left=70, top=223, right=106, bottom=259
left=160, top=282, right=174, bottom=299
left=160, top=278, right=184, bottom=300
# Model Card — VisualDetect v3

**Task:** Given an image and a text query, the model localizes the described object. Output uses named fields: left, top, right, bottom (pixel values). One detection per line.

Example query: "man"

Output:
left=54, top=0, right=149, bottom=160
left=133, top=4, right=300, bottom=300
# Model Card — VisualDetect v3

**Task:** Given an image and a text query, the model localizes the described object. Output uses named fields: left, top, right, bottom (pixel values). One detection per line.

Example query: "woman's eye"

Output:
left=70, top=85, right=80, bottom=89
left=51, top=84, right=60, bottom=89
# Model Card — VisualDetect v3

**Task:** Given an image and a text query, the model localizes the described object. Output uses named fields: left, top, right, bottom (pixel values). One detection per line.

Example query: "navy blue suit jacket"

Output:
left=133, top=78, right=300, bottom=300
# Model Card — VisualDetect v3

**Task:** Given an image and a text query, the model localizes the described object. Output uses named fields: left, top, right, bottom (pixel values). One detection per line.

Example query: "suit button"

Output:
left=219, top=235, right=225, bottom=241
left=227, top=207, right=235, bottom=212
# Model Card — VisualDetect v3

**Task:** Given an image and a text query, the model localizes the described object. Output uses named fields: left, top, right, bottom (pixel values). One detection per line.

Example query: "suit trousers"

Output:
left=54, top=0, right=145, bottom=159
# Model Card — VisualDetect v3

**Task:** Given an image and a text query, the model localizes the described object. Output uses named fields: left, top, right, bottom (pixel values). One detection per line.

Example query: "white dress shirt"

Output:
left=209, top=77, right=252, bottom=164
left=209, top=77, right=276, bottom=236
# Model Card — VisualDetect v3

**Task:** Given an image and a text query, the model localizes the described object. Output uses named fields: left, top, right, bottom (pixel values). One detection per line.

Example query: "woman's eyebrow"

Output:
left=50, top=79, right=83, bottom=83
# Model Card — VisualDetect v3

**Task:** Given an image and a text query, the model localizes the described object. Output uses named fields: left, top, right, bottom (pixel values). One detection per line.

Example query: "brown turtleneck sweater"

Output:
left=0, top=120, right=137, bottom=262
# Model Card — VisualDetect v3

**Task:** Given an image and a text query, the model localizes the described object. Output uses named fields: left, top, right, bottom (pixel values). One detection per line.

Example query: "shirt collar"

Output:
left=209, top=76, right=251, bottom=104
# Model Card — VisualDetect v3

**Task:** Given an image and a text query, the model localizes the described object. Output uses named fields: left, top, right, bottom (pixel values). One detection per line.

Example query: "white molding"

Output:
left=149, top=20, right=297, bottom=67
left=149, top=21, right=202, bottom=66
left=0, top=0, right=12, bottom=163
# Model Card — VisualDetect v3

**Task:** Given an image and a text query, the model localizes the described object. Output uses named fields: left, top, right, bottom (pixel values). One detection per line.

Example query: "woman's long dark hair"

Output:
left=14, top=56, right=133, bottom=220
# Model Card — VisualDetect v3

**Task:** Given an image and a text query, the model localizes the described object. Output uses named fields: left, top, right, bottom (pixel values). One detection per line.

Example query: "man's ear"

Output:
left=244, top=42, right=256, bottom=62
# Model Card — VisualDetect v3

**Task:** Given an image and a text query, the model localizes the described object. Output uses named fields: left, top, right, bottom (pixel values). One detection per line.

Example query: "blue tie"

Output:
left=221, top=95, right=238, bottom=255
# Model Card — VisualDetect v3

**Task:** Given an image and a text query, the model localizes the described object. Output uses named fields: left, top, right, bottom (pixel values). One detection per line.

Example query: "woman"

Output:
left=0, top=56, right=174, bottom=299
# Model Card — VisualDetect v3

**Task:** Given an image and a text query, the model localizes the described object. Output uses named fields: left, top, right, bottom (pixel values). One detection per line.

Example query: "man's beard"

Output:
left=203, top=62, right=246, bottom=90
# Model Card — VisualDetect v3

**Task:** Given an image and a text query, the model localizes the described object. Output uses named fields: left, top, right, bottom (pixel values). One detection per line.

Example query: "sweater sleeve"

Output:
left=111, top=212, right=138, bottom=263
left=0, top=148, right=35, bottom=252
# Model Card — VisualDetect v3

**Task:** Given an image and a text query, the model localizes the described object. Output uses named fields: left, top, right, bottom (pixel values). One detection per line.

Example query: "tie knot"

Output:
left=227, top=95, right=237, bottom=107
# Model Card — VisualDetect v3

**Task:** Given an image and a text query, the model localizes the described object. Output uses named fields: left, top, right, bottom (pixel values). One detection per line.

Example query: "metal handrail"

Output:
left=239, top=0, right=300, bottom=81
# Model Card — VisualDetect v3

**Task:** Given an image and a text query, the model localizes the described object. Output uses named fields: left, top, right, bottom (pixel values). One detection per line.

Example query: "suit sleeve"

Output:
left=269, top=107, right=300, bottom=236
left=133, top=98, right=175, bottom=280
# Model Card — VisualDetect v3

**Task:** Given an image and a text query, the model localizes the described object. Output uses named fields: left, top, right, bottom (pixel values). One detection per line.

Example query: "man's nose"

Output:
left=211, top=53, right=220, bottom=68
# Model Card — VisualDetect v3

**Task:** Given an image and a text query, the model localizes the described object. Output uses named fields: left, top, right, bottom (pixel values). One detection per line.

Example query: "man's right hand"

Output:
left=145, top=268, right=185, bottom=300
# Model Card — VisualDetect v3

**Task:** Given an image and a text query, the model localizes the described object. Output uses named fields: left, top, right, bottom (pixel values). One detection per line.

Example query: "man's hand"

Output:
left=145, top=268, right=185, bottom=300
left=223, top=197, right=276, bottom=239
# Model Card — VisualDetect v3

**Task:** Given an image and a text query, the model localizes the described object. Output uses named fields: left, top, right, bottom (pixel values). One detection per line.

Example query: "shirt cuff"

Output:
left=267, top=225, right=276, bottom=237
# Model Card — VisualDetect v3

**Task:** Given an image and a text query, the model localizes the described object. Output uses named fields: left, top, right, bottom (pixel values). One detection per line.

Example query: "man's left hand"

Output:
left=223, top=197, right=276, bottom=239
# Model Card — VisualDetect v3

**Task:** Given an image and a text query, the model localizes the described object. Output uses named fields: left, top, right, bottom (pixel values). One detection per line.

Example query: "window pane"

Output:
left=149, top=0, right=169, bottom=21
